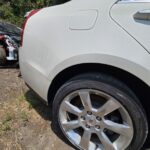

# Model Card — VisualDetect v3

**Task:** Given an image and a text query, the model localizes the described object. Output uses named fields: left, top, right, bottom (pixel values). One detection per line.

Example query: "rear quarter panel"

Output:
left=20, top=0, right=150, bottom=101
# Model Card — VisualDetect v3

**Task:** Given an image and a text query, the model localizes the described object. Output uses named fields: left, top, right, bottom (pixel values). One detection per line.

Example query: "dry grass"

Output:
left=0, top=89, right=47, bottom=149
left=0, top=69, right=73, bottom=150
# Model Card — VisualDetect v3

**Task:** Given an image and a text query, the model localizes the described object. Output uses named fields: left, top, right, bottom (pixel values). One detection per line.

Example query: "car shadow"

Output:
left=0, top=61, right=19, bottom=69
left=24, top=89, right=52, bottom=121
left=24, top=89, right=75, bottom=149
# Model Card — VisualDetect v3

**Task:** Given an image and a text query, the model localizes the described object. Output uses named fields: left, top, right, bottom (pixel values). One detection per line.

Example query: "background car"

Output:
left=20, top=0, right=150, bottom=149
left=0, top=22, right=21, bottom=65
left=0, top=22, right=21, bottom=45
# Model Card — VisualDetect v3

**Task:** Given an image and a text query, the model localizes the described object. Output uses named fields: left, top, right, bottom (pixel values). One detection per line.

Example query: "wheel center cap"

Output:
left=86, top=115, right=96, bottom=126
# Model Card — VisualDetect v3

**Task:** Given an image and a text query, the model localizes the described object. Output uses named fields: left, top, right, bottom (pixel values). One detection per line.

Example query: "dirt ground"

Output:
left=0, top=68, right=150, bottom=150
left=0, top=68, right=74, bottom=150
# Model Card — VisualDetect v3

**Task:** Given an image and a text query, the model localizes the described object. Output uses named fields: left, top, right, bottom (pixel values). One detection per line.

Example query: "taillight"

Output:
left=0, top=35, right=4, bottom=40
left=21, top=9, right=41, bottom=46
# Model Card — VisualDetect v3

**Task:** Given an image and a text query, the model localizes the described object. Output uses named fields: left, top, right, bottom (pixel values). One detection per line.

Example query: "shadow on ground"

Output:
left=24, top=89, right=74, bottom=149
left=24, top=90, right=52, bottom=121
left=0, top=61, right=19, bottom=69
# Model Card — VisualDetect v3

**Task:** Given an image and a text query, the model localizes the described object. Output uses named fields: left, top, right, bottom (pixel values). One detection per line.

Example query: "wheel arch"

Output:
left=47, top=63, right=150, bottom=147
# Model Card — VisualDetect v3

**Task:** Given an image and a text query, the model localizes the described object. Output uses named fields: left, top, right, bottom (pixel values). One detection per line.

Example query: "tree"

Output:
left=0, top=0, right=53, bottom=26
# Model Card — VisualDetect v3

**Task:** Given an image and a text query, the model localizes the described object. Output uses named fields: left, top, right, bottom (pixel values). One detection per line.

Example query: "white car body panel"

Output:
left=69, top=9, right=98, bottom=30
left=20, top=0, right=150, bottom=102
left=111, top=3, right=150, bottom=53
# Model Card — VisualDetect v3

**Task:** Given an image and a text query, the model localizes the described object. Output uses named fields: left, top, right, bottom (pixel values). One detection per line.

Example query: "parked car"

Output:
left=0, top=22, right=21, bottom=38
left=19, top=0, right=150, bottom=149
left=0, top=22, right=21, bottom=65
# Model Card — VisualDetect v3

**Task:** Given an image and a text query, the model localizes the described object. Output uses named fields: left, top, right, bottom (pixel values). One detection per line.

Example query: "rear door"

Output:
left=111, top=0, right=150, bottom=53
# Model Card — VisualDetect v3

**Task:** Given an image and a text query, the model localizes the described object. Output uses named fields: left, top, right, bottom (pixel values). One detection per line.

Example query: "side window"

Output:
left=53, top=0, right=70, bottom=5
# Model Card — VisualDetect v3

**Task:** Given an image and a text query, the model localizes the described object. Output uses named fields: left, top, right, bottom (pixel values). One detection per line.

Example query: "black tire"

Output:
left=52, top=73, right=148, bottom=150
left=0, top=47, right=6, bottom=66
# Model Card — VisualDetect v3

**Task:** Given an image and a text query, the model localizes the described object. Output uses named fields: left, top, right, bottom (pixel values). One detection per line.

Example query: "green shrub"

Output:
left=0, top=0, right=53, bottom=26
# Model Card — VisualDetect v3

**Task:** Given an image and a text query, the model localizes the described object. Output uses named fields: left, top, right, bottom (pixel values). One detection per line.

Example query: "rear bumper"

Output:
left=20, top=60, right=50, bottom=102
left=25, top=82, right=48, bottom=105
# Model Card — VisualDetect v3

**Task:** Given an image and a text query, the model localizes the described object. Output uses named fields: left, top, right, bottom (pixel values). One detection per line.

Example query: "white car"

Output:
left=20, top=0, right=150, bottom=149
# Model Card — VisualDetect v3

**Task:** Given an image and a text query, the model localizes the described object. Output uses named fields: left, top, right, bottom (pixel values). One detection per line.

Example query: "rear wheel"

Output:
left=0, top=46, right=6, bottom=66
left=53, top=73, right=148, bottom=150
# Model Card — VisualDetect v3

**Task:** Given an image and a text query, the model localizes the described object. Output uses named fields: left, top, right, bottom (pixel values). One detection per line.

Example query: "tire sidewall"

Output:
left=53, top=79, right=148, bottom=150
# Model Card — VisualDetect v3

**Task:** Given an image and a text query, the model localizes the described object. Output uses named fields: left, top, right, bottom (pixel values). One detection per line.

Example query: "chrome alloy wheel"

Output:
left=59, top=89, right=134, bottom=150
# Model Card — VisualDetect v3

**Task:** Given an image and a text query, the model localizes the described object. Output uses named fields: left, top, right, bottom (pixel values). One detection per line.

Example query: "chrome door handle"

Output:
left=134, top=9, right=150, bottom=20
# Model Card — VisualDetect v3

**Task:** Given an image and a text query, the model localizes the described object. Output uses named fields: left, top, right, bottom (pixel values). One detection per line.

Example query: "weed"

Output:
left=0, top=113, right=12, bottom=134
left=18, top=94, right=25, bottom=102
left=20, top=111, right=28, bottom=122
left=2, top=113, right=12, bottom=124
left=1, top=122, right=11, bottom=131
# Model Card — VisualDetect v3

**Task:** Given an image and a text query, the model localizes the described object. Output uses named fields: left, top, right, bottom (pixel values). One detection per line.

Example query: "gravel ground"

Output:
left=0, top=68, right=73, bottom=150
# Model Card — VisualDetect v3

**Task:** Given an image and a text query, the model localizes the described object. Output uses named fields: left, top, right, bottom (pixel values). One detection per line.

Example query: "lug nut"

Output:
left=95, top=125, right=100, bottom=129
left=96, top=116, right=101, bottom=121
left=86, top=125, right=90, bottom=128
left=87, top=111, right=92, bottom=115
left=81, top=116, right=85, bottom=120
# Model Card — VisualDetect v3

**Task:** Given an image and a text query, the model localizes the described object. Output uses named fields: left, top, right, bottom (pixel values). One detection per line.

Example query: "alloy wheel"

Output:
left=59, top=89, right=134, bottom=150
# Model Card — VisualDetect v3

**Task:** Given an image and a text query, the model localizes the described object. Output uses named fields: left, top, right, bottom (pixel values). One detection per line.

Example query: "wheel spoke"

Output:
left=62, top=120, right=80, bottom=132
left=103, top=120, right=132, bottom=137
left=96, top=99, right=120, bottom=117
left=97, top=131, right=116, bottom=150
left=79, top=91, right=92, bottom=111
left=80, top=130, right=91, bottom=150
left=62, top=101, right=82, bottom=116
left=59, top=90, right=134, bottom=150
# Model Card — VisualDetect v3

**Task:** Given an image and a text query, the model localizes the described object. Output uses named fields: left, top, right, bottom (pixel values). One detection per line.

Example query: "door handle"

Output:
left=134, top=9, right=150, bottom=21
